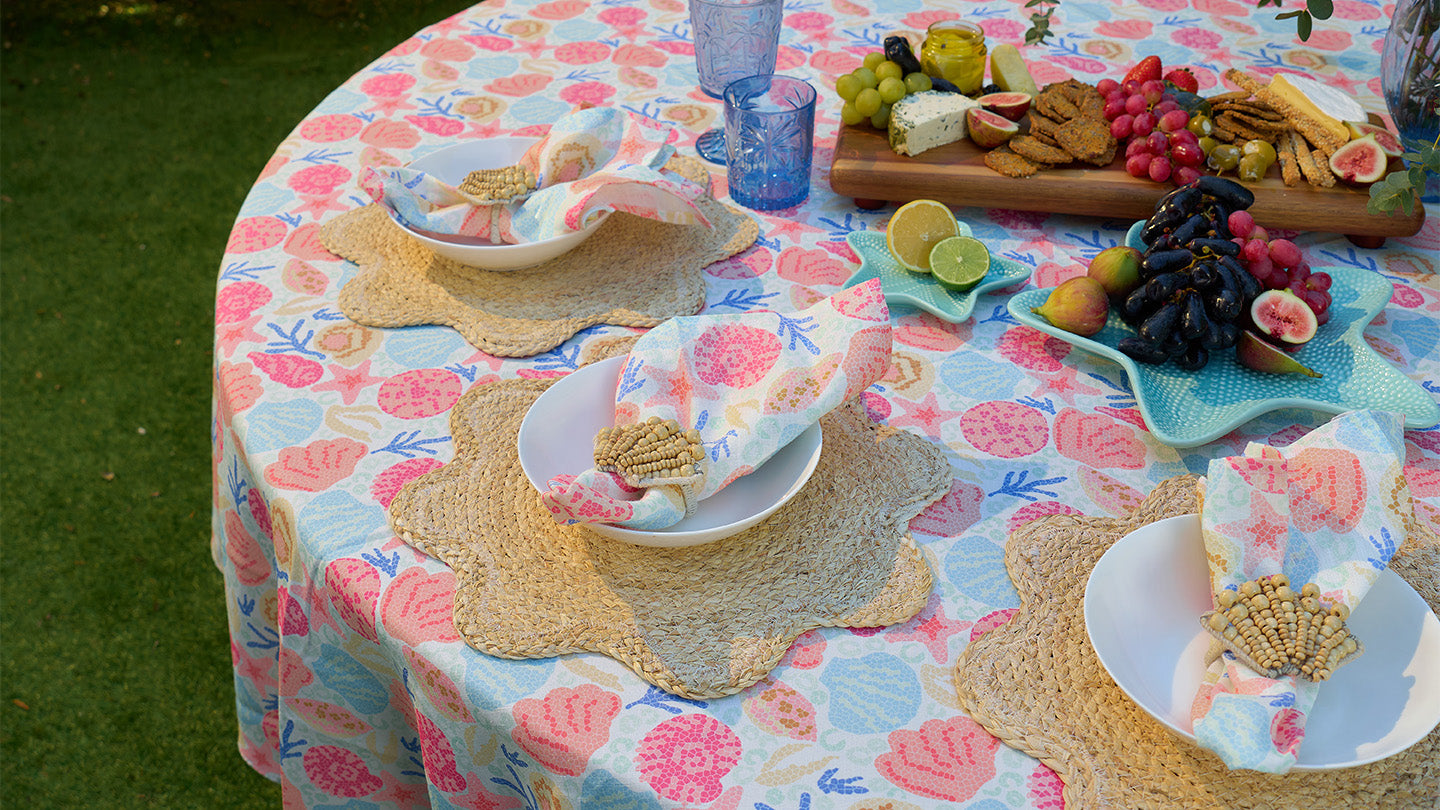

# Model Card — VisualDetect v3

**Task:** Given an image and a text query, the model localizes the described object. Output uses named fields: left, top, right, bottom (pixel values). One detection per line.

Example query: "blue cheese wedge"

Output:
left=888, top=91, right=980, bottom=156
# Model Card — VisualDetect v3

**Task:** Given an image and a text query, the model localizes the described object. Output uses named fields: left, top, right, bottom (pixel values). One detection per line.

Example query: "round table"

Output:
left=213, top=1, right=1439, bottom=806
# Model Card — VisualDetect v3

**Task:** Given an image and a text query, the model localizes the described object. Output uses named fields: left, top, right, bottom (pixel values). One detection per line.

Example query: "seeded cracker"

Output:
left=1011, top=134, right=1072, bottom=165
left=1058, top=116, right=1114, bottom=164
left=984, top=145, right=1041, bottom=177
left=1224, top=68, right=1347, bottom=153
left=1289, top=129, right=1336, bottom=188
left=1278, top=132, right=1302, bottom=186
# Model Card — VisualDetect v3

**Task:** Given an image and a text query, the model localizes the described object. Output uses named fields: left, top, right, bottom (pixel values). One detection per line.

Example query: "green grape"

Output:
left=870, top=102, right=892, bottom=130
left=904, top=72, right=932, bottom=94
left=836, top=73, right=862, bottom=102
left=1241, top=139, right=1277, bottom=164
left=852, top=67, right=879, bottom=91
left=1238, top=153, right=1267, bottom=182
left=874, top=60, right=904, bottom=83
left=1186, top=115, right=1213, bottom=137
left=1208, top=143, right=1241, bottom=172
left=840, top=101, right=866, bottom=126
left=877, top=76, right=907, bottom=105
left=854, top=87, right=882, bottom=117
left=862, top=51, right=887, bottom=70
left=1198, top=136, right=1219, bottom=155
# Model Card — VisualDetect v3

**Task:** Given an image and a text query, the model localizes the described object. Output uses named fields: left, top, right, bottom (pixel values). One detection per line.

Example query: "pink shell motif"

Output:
left=325, top=558, right=382, bottom=643
left=216, top=282, right=273, bottom=324
left=829, top=278, right=888, bottom=321
left=264, top=437, right=368, bottom=492
left=225, top=511, right=273, bottom=586
left=690, top=324, right=782, bottom=388
left=743, top=680, right=818, bottom=741
left=414, top=712, right=468, bottom=793
left=278, top=646, right=314, bottom=696
left=634, top=714, right=742, bottom=803
left=379, top=567, right=461, bottom=646
left=247, top=352, right=324, bottom=389
left=511, top=684, right=622, bottom=777
left=1054, top=408, right=1145, bottom=470
left=302, top=745, right=384, bottom=798
left=370, top=458, right=446, bottom=509
left=402, top=645, right=474, bottom=723
left=227, top=216, right=288, bottom=254
left=841, top=326, right=894, bottom=401
left=874, top=716, right=1000, bottom=801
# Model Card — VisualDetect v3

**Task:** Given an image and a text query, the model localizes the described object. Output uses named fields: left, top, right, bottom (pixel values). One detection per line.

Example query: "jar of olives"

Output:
left=920, top=20, right=987, bottom=95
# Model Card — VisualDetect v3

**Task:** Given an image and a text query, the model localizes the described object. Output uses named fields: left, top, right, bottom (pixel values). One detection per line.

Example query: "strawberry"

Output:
left=1123, top=55, right=1163, bottom=86
left=1164, top=67, right=1199, bottom=94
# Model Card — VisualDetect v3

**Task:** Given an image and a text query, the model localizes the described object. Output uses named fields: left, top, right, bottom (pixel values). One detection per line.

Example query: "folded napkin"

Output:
left=1189, top=409, right=1412, bottom=772
left=361, top=107, right=710, bottom=244
left=541, top=279, right=893, bottom=531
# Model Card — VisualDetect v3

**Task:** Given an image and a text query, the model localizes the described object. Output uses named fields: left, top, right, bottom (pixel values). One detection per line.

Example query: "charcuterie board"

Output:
left=829, top=122, right=1425, bottom=242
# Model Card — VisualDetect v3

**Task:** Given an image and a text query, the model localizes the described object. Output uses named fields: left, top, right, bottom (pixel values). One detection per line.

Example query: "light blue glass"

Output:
left=723, top=74, right=816, bottom=211
left=691, top=0, right=783, bottom=164
left=690, top=0, right=783, bottom=99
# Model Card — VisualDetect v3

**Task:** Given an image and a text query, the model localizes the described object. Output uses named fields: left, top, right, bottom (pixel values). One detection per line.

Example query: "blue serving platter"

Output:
left=844, top=225, right=1031, bottom=323
left=1006, top=221, right=1439, bottom=447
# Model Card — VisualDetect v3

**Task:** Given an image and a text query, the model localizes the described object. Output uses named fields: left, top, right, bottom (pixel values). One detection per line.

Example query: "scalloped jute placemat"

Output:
left=955, top=474, right=1440, bottom=809
left=387, top=351, right=951, bottom=699
left=320, top=156, right=757, bottom=358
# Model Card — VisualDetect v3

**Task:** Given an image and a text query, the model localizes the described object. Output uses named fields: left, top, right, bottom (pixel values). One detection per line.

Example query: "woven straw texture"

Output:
left=387, top=361, right=952, bottom=699
left=320, top=156, right=757, bottom=358
left=955, top=474, right=1440, bottom=809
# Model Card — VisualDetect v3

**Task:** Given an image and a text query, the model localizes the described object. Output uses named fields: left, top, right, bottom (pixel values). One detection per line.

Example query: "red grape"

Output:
left=1171, top=141, right=1205, bottom=167
left=1122, top=79, right=1141, bottom=96
left=1248, top=226, right=1269, bottom=242
left=1110, top=115, right=1134, bottom=139
left=1126, top=137, right=1152, bottom=158
left=1157, top=109, right=1189, bottom=132
left=1103, top=95, right=1127, bottom=120
left=1153, top=99, right=1181, bottom=116
left=1316, top=309, right=1331, bottom=325
left=1097, top=78, right=1120, bottom=96
left=1145, top=130, right=1168, bottom=155
left=1168, top=129, right=1199, bottom=148
left=1141, top=80, right=1165, bottom=104
left=1241, top=238, right=1268, bottom=263
left=1124, top=94, right=1147, bottom=116
left=1268, top=239, right=1302, bottom=269
left=1307, top=272, right=1332, bottom=291
left=1126, top=153, right=1154, bottom=178
left=1227, top=210, right=1256, bottom=240
left=1174, top=165, right=1202, bottom=185
left=1148, top=155, right=1173, bottom=183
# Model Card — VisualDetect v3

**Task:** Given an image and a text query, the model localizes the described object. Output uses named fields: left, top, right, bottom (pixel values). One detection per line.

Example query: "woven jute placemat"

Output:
left=387, top=354, right=951, bottom=699
left=954, top=474, right=1440, bottom=809
left=320, top=156, right=757, bottom=358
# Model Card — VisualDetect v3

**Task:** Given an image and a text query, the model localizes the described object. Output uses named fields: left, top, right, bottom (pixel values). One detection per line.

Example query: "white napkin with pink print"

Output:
left=541, top=280, right=893, bottom=531
left=361, top=107, right=710, bottom=244
left=1189, top=409, right=1412, bottom=772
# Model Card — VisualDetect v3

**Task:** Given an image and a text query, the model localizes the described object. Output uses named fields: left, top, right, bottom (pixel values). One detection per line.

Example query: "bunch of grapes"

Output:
left=836, top=51, right=933, bottom=130
left=1097, top=78, right=1205, bottom=186
left=1226, top=209, right=1333, bottom=324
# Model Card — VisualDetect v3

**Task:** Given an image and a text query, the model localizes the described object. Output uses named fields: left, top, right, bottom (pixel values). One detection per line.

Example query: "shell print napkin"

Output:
left=361, top=107, right=710, bottom=244
left=541, top=279, right=893, bottom=531
left=1189, top=409, right=1412, bottom=772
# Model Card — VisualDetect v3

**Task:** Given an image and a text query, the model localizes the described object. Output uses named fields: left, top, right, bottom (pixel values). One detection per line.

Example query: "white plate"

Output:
left=517, top=356, right=823, bottom=548
left=1084, top=513, right=1440, bottom=770
left=393, top=137, right=609, bottom=271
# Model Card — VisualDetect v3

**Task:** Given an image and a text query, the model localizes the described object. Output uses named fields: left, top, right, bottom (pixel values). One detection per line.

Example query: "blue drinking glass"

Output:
left=690, top=0, right=784, bottom=165
left=723, top=74, right=816, bottom=211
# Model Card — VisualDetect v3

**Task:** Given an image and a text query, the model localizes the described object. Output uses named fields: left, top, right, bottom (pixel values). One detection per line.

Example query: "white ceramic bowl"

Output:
left=517, top=355, right=823, bottom=548
left=392, top=137, right=609, bottom=271
left=1084, top=513, right=1440, bottom=770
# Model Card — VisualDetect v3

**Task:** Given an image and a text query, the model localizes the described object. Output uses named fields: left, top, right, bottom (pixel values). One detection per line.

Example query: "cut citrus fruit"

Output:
left=929, top=236, right=991, bottom=291
left=886, top=199, right=959, bottom=273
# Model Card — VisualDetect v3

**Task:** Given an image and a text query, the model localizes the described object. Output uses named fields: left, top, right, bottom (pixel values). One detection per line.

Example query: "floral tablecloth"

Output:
left=213, top=0, right=1439, bottom=806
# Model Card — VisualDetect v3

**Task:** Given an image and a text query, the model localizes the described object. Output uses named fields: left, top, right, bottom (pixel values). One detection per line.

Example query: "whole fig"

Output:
left=1087, top=245, right=1144, bottom=301
left=1033, top=276, right=1110, bottom=337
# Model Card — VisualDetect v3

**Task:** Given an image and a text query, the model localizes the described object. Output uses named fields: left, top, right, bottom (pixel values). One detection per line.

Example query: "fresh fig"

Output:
left=1328, top=135, right=1387, bottom=184
left=976, top=91, right=1033, bottom=121
left=1033, top=277, right=1110, bottom=337
left=1087, top=245, right=1144, bottom=301
left=1235, top=330, right=1322, bottom=377
left=1250, top=289, right=1319, bottom=347
left=1344, top=120, right=1404, bottom=157
left=966, top=107, right=1019, bottom=149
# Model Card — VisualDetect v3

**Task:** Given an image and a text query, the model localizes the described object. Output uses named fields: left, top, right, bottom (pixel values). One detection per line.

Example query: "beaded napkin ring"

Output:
left=593, top=416, right=708, bottom=517
left=457, top=165, right=538, bottom=202
left=1201, top=574, right=1363, bottom=682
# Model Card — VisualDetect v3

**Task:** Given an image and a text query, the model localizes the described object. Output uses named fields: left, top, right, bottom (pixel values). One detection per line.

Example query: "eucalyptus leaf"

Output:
left=1308, top=0, right=1333, bottom=19
left=1298, top=11, right=1312, bottom=39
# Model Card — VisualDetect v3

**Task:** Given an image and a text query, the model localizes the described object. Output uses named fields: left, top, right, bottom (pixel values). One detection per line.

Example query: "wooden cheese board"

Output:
left=829, top=122, right=1425, bottom=243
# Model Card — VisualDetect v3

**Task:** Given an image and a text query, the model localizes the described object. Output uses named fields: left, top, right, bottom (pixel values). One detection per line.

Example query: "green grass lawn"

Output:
left=1, top=3, right=471, bottom=806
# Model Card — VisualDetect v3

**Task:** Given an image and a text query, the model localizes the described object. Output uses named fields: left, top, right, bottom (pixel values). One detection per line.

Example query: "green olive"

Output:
left=1208, top=143, right=1241, bottom=172
left=1241, top=138, right=1277, bottom=164
left=1238, top=152, right=1268, bottom=182
left=1186, top=115, right=1213, bottom=137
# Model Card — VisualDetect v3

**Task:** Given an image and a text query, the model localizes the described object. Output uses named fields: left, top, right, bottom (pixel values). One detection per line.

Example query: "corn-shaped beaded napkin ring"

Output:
left=1201, top=573, right=1363, bottom=682
left=593, top=416, right=708, bottom=517
left=457, top=165, right=538, bottom=203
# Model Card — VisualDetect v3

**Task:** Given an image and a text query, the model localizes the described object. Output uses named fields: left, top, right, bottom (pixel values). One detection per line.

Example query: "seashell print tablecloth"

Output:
left=213, top=0, right=1440, bottom=807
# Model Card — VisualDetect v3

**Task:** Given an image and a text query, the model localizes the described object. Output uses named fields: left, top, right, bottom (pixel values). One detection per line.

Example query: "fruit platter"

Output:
left=1006, top=176, right=1440, bottom=446
left=828, top=37, right=1426, bottom=240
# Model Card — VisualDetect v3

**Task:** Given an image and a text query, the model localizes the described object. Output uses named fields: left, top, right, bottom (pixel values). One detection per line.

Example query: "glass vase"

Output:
left=1381, top=0, right=1440, bottom=202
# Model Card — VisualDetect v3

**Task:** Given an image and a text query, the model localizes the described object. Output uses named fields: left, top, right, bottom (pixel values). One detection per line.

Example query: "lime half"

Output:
left=928, top=236, right=991, bottom=292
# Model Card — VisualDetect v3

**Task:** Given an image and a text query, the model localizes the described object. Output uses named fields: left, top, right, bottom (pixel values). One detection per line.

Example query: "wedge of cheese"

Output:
left=1267, top=74, right=1349, bottom=150
left=889, top=91, right=980, bottom=156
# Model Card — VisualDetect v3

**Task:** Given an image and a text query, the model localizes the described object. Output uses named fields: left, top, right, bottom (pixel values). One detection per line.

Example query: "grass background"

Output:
left=1, top=2, right=472, bottom=806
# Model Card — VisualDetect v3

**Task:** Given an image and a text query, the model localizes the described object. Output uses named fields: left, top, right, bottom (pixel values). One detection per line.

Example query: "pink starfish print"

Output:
left=236, top=647, right=276, bottom=687
left=292, top=191, right=348, bottom=221
left=886, top=596, right=972, bottom=662
left=462, top=118, right=511, bottom=140
left=461, top=347, right=508, bottom=371
left=888, top=391, right=963, bottom=439
left=217, top=314, right=266, bottom=358
left=368, top=96, right=417, bottom=117
left=768, top=216, right=816, bottom=243
left=312, top=360, right=386, bottom=405
left=1032, top=364, right=1103, bottom=406
left=513, top=36, right=551, bottom=59
left=1218, top=490, right=1289, bottom=574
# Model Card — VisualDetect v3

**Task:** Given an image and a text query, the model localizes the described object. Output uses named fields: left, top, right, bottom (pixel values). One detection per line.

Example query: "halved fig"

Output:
left=976, top=91, right=1033, bottom=122
left=1236, top=330, right=1322, bottom=377
left=966, top=107, right=1020, bottom=149
left=1328, top=135, right=1387, bottom=184
left=1344, top=120, right=1404, bottom=157
left=1250, top=289, right=1318, bottom=347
